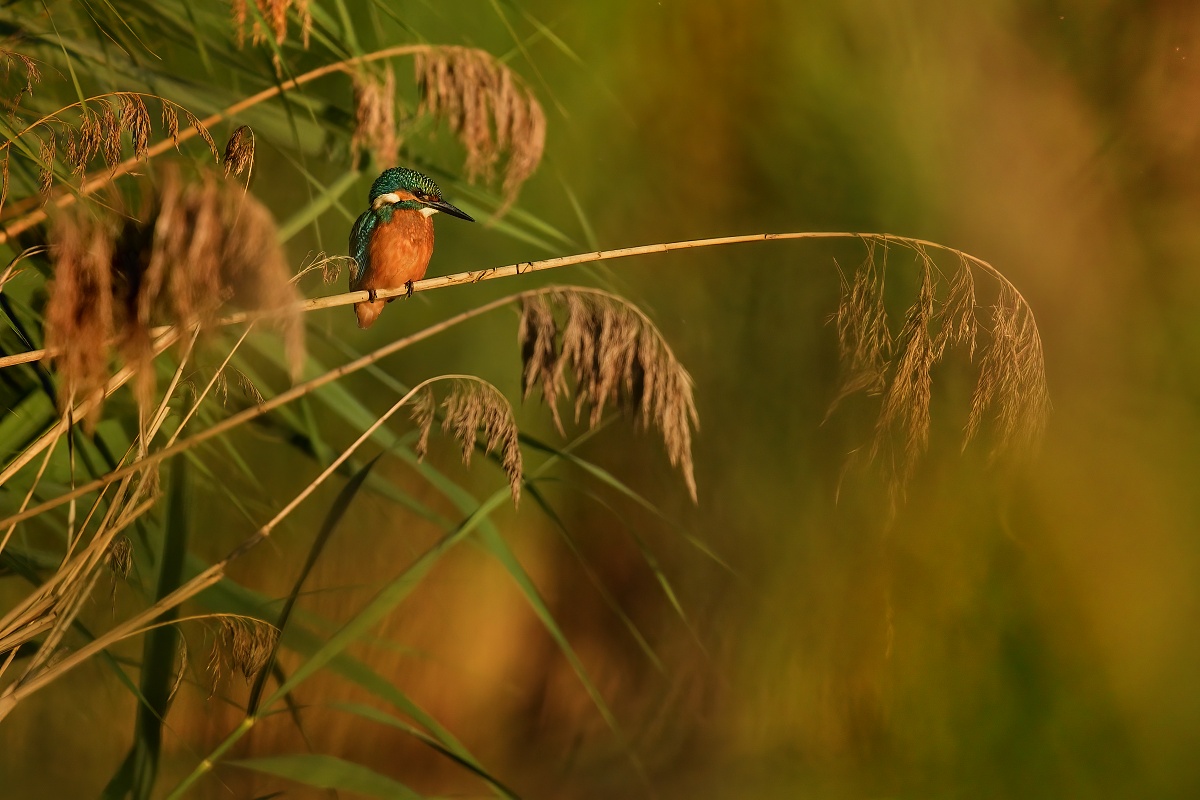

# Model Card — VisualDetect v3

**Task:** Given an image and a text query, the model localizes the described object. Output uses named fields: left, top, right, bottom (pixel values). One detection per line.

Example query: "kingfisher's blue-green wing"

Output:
left=348, top=209, right=377, bottom=289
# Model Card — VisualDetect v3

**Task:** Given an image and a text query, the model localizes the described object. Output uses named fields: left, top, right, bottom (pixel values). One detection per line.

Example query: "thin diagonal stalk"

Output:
left=0, top=294, right=520, bottom=530
left=0, top=328, right=180, bottom=484
left=168, top=324, right=256, bottom=445
left=0, top=420, right=62, bottom=558
left=0, top=376, right=439, bottom=720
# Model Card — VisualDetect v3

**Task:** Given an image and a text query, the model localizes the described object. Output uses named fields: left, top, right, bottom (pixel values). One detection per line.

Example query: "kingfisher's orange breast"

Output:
left=363, top=210, right=436, bottom=292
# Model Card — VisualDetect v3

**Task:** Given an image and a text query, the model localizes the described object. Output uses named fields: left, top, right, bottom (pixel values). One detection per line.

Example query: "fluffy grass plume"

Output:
left=830, top=239, right=1050, bottom=501
left=351, top=66, right=399, bottom=167
left=415, top=46, right=546, bottom=209
left=519, top=288, right=699, bottom=501
left=45, top=155, right=302, bottom=416
left=0, top=92, right=218, bottom=215
left=412, top=379, right=523, bottom=505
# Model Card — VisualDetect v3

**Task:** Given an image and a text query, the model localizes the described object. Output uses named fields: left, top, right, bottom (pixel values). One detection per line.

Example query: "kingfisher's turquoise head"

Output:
left=368, top=167, right=474, bottom=222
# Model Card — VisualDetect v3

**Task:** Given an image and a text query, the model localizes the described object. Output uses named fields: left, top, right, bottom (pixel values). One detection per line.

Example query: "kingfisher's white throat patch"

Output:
left=419, top=206, right=439, bottom=217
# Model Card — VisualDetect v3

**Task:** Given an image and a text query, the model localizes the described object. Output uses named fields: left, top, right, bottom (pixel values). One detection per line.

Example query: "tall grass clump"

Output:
left=0, top=5, right=1048, bottom=798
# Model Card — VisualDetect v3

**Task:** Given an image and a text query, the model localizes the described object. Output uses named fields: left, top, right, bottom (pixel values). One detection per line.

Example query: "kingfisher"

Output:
left=348, top=167, right=474, bottom=328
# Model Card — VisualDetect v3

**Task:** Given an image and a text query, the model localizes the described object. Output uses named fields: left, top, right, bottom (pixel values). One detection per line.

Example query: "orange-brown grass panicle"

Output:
left=828, top=238, right=1049, bottom=504
left=415, top=46, right=546, bottom=211
left=519, top=288, right=700, bottom=502
left=351, top=66, right=399, bottom=168
left=230, top=0, right=312, bottom=67
left=412, top=379, right=523, bottom=505
left=209, top=616, right=279, bottom=685
left=965, top=281, right=1050, bottom=455
left=44, top=210, right=117, bottom=423
left=45, top=161, right=303, bottom=416
left=1, top=46, right=40, bottom=105
left=1, top=93, right=218, bottom=215
left=222, top=124, right=256, bottom=180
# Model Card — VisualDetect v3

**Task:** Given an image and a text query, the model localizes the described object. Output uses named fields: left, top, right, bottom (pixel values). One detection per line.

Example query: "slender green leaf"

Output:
left=229, top=754, right=423, bottom=799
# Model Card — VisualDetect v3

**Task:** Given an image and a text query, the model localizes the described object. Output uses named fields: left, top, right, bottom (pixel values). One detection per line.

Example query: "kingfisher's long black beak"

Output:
left=429, top=198, right=475, bottom=222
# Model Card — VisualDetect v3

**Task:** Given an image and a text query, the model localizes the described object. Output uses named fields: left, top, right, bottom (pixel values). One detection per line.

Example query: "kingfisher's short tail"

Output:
left=354, top=299, right=386, bottom=329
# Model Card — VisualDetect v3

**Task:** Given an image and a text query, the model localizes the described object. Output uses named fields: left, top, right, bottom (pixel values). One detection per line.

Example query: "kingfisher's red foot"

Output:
left=367, top=288, right=378, bottom=303
left=405, top=280, right=415, bottom=299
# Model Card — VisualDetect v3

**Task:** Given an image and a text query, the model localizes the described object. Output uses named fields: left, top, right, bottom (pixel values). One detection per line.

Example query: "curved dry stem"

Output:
left=0, top=232, right=1034, bottom=370
left=0, top=373, right=454, bottom=720
left=0, top=295, right=519, bottom=529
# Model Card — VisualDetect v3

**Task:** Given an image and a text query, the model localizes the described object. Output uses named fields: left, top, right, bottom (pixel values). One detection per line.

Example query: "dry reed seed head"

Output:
left=184, top=109, right=219, bottom=162
left=160, top=100, right=180, bottom=149
left=101, top=101, right=122, bottom=169
left=519, top=289, right=699, bottom=501
left=36, top=131, right=54, bottom=196
left=351, top=67, right=399, bottom=167
left=415, top=46, right=546, bottom=210
left=829, top=246, right=894, bottom=415
left=106, top=535, right=133, bottom=580
left=293, top=251, right=352, bottom=286
left=235, top=369, right=264, bottom=404
left=118, top=92, right=151, bottom=159
left=54, top=166, right=304, bottom=415
left=411, top=387, right=436, bottom=462
left=44, top=208, right=117, bottom=422
left=1, top=49, right=40, bottom=99
left=0, top=154, right=9, bottom=215
left=870, top=258, right=936, bottom=496
left=212, top=617, right=278, bottom=683
left=222, top=125, right=256, bottom=178
left=824, top=238, right=1050, bottom=503
left=230, top=0, right=312, bottom=50
left=440, top=380, right=523, bottom=504
left=138, top=167, right=303, bottom=377
left=76, top=108, right=103, bottom=172
left=518, top=294, right=566, bottom=434
left=933, top=255, right=979, bottom=360
left=965, top=283, right=1051, bottom=457
left=167, top=637, right=188, bottom=704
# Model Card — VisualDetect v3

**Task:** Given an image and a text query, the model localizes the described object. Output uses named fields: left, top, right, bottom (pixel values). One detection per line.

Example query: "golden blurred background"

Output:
left=5, top=1, right=1200, bottom=797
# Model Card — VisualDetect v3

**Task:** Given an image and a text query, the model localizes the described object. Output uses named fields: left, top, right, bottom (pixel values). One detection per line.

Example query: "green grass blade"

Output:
left=247, top=453, right=382, bottom=714
left=331, top=702, right=520, bottom=800
left=523, top=482, right=664, bottom=674
left=229, top=754, right=423, bottom=799
left=129, top=454, right=190, bottom=799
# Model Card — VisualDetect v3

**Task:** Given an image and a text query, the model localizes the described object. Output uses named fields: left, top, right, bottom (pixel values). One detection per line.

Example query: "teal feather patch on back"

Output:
left=349, top=209, right=377, bottom=288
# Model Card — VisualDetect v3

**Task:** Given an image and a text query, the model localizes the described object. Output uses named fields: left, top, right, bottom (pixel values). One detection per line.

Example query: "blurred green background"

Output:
left=4, top=0, right=1200, bottom=797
